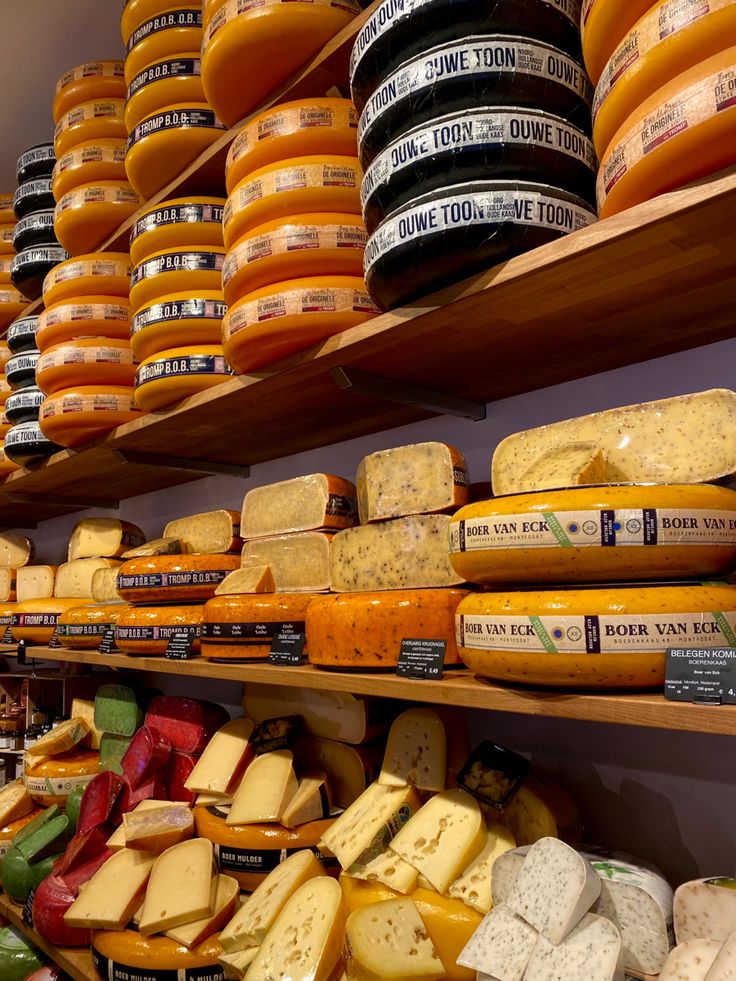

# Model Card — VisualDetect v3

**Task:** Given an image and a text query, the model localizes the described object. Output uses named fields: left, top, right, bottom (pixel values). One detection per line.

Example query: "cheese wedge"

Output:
left=106, top=800, right=183, bottom=850
left=347, top=848, right=419, bottom=894
left=215, top=565, right=275, bottom=595
left=282, top=772, right=332, bottom=828
left=196, top=791, right=235, bottom=807
left=64, top=848, right=156, bottom=928
left=164, top=509, right=242, bottom=554
left=55, top=558, right=121, bottom=598
left=165, top=873, right=240, bottom=947
left=91, top=566, right=122, bottom=604
left=518, top=441, right=607, bottom=491
left=68, top=518, right=145, bottom=560
left=379, top=708, right=446, bottom=792
left=138, top=838, right=215, bottom=935
left=16, top=565, right=57, bottom=602
left=0, top=782, right=33, bottom=825
left=457, top=903, right=537, bottom=981
left=674, top=878, right=736, bottom=943
left=226, top=750, right=297, bottom=825
left=659, top=940, right=721, bottom=981
left=0, top=532, right=33, bottom=568
left=25, top=718, right=89, bottom=757
left=524, top=912, right=624, bottom=981
left=123, top=803, right=194, bottom=854
left=344, top=897, right=444, bottom=981
left=220, top=948, right=260, bottom=979
left=706, top=932, right=736, bottom=980
left=184, top=718, right=255, bottom=795
left=448, top=824, right=517, bottom=914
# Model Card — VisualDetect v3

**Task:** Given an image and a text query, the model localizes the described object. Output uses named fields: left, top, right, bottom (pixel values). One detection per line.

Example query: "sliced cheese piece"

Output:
left=196, top=791, right=234, bottom=807
left=165, top=873, right=239, bottom=947
left=63, top=848, right=156, bottom=928
left=215, top=565, right=275, bottom=595
left=448, top=824, right=517, bottom=914
left=675, top=878, right=736, bottom=944
left=106, top=800, right=183, bottom=850
left=282, top=773, right=332, bottom=828
left=121, top=536, right=189, bottom=558
left=91, top=566, right=121, bottom=604
left=68, top=517, right=145, bottom=560
left=0, top=783, right=33, bottom=826
left=164, top=508, right=242, bottom=554
left=0, top=533, right=33, bottom=568
left=379, top=708, right=446, bottom=792
left=138, top=837, right=215, bottom=935
left=184, top=718, right=255, bottom=794
left=0, top=569, right=16, bottom=602
left=16, top=565, right=57, bottom=603
left=123, top=803, right=194, bottom=854
left=220, top=947, right=260, bottom=979
left=25, top=718, right=90, bottom=757
left=54, top=558, right=121, bottom=598
left=344, top=897, right=444, bottom=981
left=226, top=750, right=297, bottom=825
left=347, top=847, right=419, bottom=895
left=457, top=902, right=537, bottom=980
left=70, top=698, right=104, bottom=750
left=525, top=912, right=624, bottom=981
left=241, top=473, right=357, bottom=539
left=241, top=531, right=332, bottom=591
left=518, top=440, right=607, bottom=491
left=705, top=931, right=736, bottom=979
left=243, top=685, right=388, bottom=746
left=660, top=940, right=722, bottom=981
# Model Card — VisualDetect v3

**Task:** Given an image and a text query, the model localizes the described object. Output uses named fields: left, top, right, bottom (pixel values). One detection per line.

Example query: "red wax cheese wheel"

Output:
left=167, top=750, right=197, bottom=803
left=201, top=592, right=317, bottom=660
left=121, top=725, right=172, bottom=789
left=56, top=603, right=127, bottom=647
left=52, top=140, right=128, bottom=201
left=134, top=344, right=233, bottom=411
left=117, top=553, right=241, bottom=604
left=35, top=339, right=136, bottom=395
left=12, top=598, right=90, bottom=643
left=54, top=181, right=142, bottom=256
left=36, top=297, right=131, bottom=351
left=76, top=772, right=125, bottom=834
left=130, top=197, right=225, bottom=266
left=53, top=62, right=126, bottom=123
left=112, top=774, right=167, bottom=823
left=125, top=8, right=204, bottom=85
left=146, top=696, right=229, bottom=754
left=40, top=386, right=142, bottom=446
left=54, top=99, right=127, bottom=158
left=223, top=155, right=362, bottom=248
left=125, top=54, right=205, bottom=132
left=129, top=246, right=226, bottom=310
left=222, top=276, right=379, bottom=372
left=582, top=0, right=658, bottom=84
left=0, top=290, right=29, bottom=330
left=130, top=291, right=227, bottom=361
left=24, top=749, right=100, bottom=808
left=33, top=869, right=102, bottom=947
left=115, top=604, right=204, bottom=655
left=43, top=253, right=132, bottom=306
left=225, top=98, right=359, bottom=192
left=93, top=930, right=225, bottom=973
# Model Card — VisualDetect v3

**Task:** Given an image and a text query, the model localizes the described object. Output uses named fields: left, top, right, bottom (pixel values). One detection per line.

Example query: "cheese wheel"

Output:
left=201, top=0, right=360, bottom=127
left=36, top=297, right=131, bottom=351
left=201, top=593, right=316, bottom=660
left=7, top=317, right=39, bottom=355
left=130, top=197, right=225, bottom=266
left=4, top=422, right=62, bottom=464
left=582, top=0, right=658, bottom=84
left=16, top=143, right=56, bottom=185
left=56, top=603, right=126, bottom=649
left=24, top=750, right=99, bottom=808
left=53, top=181, right=142, bottom=256
left=130, top=246, right=226, bottom=310
left=203, top=0, right=225, bottom=27
left=223, top=155, right=362, bottom=248
left=4, top=386, right=44, bottom=424
left=35, top=339, right=136, bottom=395
left=222, top=276, right=379, bottom=372
left=130, top=291, right=226, bottom=360
left=0, top=344, right=9, bottom=372
left=43, top=252, right=132, bottom=305
left=0, top=195, right=13, bottom=224
left=597, top=47, right=736, bottom=219
left=39, top=386, right=143, bottom=447
left=125, top=54, right=205, bottom=132
left=122, top=0, right=192, bottom=41
left=92, top=931, right=224, bottom=975
left=11, top=597, right=91, bottom=643
left=117, top=553, right=241, bottom=604
left=134, top=344, right=233, bottom=411
left=456, top=582, right=736, bottom=688
left=5, top=351, right=39, bottom=390
left=126, top=9, right=204, bottom=84
left=0, top=378, right=12, bottom=405
left=12, top=249, right=68, bottom=303
left=306, top=589, right=469, bottom=669
left=54, top=99, right=126, bottom=158
left=194, top=804, right=337, bottom=889
left=223, top=214, right=367, bottom=303
left=14, top=178, right=55, bottom=220
left=12, top=212, right=57, bottom=253
left=52, top=140, right=128, bottom=200
left=0, top=257, right=13, bottom=284
left=0, top=810, right=41, bottom=859
left=0, top=224, right=14, bottom=255
left=0, top=446, right=20, bottom=474
left=115, top=603, right=204, bottom=655
left=53, top=62, right=126, bottom=123
left=125, top=104, right=228, bottom=201
left=0, top=290, right=28, bottom=330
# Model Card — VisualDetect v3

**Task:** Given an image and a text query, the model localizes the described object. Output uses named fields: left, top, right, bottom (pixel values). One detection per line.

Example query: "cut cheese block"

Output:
left=282, top=773, right=332, bottom=828
left=164, top=509, right=242, bottom=554
left=222, top=275, right=380, bottom=372
left=117, top=552, right=240, bottom=604
left=0, top=568, right=15, bottom=602
left=294, top=736, right=381, bottom=809
left=53, top=61, right=125, bottom=123
left=54, top=99, right=126, bottom=157
left=582, top=0, right=660, bottom=84
left=123, top=803, right=194, bottom=853
left=71, top=698, right=103, bottom=749
left=674, top=878, right=736, bottom=943
left=91, top=566, right=122, bottom=604
left=124, top=54, right=205, bottom=133
left=201, top=0, right=360, bottom=127
left=54, top=181, right=141, bottom=256
left=130, top=290, right=226, bottom=361
left=345, top=897, right=444, bottom=981
left=0, top=783, right=33, bottom=826
left=68, top=517, right=145, bottom=560
left=164, top=872, right=239, bottom=947
left=35, top=339, right=136, bottom=395
left=457, top=902, right=537, bottom=980
left=243, top=685, right=387, bottom=745
left=659, top=940, right=722, bottom=981
left=0, top=533, right=33, bottom=568
left=130, top=197, right=225, bottom=266
left=226, top=749, right=297, bottom=825
left=202, top=592, right=315, bottom=660
left=122, top=724, right=172, bottom=788
left=122, top=537, right=189, bottom=559
left=526, top=912, right=624, bottom=980
left=25, top=718, right=90, bottom=757
left=64, top=848, right=155, bottom=928
left=447, top=823, right=517, bottom=914
left=115, top=603, right=204, bottom=655
left=95, top=683, right=143, bottom=736
left=138, top=838, right=215, bottom=935
left=184, top=718, right=255, bottom=794
left=145, top=696, right=229, bottom=754
left=346, top=847, right=419, bottom=894
left=125, top=8, right=204, bottom=85
left=215, top=565, right=275, bottom=595
left=42, top=252, right=132, bottom=306
left=242, top=473, right=357, bottom=540
left=599, top=44, right=736, bottom=216
left=220, top=948, right=260, bottom=977
left=134, top=343, right=233, bottom=411
left=241, top=531, right=332, bottom=592
left=52, top=139, right=127, bottom=200
left=379, top=708, right=446, bottom=791
left=518, top=440, right=607, bottom=490
left=36, top=297, right=130, bottom=352
left=130, top=246, right=226, bottom=310
left=106, top=799, right=181, bottom=850
left=92, top=930, right=224, bottom=975
left=703, top=932, right=736, bottom=979
left=54, top=558, right=121, bottom=599
left=456, top=581, right=736, bottom=688
left=12, top=598, right=91, bottom=643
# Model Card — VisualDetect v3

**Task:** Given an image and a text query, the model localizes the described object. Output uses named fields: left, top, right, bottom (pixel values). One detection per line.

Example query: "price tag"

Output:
left=164, top=631, right=199, bottom=659
left=98, top=626, right=117, bottom=654
left=1, top=625, right=13, bottom=644
left=47, top=626, right=62, bottom=649
left=268, top=632, right=307, bottom=665
left=23, top=886, right=35, bottom=926
left=665, top=647, right=736, bottom=704
left=396, top=638, right=446, bottom=680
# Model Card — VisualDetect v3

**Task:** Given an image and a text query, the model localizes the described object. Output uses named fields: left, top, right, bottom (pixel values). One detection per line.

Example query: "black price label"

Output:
left=98, top=626, right=117, bottom=654
left=665, top=647, right=736, bottom=704
left=268, top=632, right=307, bottom=665
left=16, top=639, right=28, bottom=665
left=47, top=626, right=62, bottom=649
left=23, top=886, right=35, bottom=926
left=165, top=631, right=199, bottom=659
left=396, top=638, right=446, bottom=680
left=1, top=626, right=13, bottom=644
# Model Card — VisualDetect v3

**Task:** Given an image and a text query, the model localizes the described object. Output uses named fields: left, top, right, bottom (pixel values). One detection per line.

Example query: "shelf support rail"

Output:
left=4, top=493, right=119, bottom=510
left=113, top=450, right=251, bottom=478
left=330, top=367, right=487, bottom=421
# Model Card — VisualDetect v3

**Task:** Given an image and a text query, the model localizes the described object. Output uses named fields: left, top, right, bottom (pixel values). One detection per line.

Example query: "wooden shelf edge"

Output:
left=0, top=892, right=93, bottom=981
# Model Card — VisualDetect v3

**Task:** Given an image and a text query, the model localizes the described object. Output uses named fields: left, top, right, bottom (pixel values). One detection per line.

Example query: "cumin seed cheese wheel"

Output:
left=36, top=297, right=131, bottom=351
left=35, top=339, right=136, bottom=395
left=11, top=597, right=92, bottom=644
left=53, top=181, right=142, bottom=256
left=134, top=344, right=233, bottom=411
left=43, top=253, right=132, bottom=306
left=117, top=553, right=241, bottom=604
left=39, top=386, right=143, bottom=448
left=53, top=62, right=126, bottom=123
left=201, top=593, right=317, bottom=660
left=56, top=603, right=126, bottom=649
left=124, top=54, right=205, bottom=132
left=130, top=197, right=225, bottom=266
left=125, top=8, right=204, bottom=85
left=115, top=603, right=204, bottom=655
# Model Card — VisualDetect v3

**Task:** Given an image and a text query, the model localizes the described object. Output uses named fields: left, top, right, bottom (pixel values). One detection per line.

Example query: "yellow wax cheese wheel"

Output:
left=129, top=197, right=225, bottom=266
left=35, top=339, right=136, bottom=395
left=134, top=344, right=233, bottom=411
left=11, top=597, right=92, bottom=644
left=125, top=104, right=228, bottom=201
left=223, top=155, right=362, bottom=248
left=93, top=930, right=224, bottom=973
left=0, top=195, right=15, bottom=224
left=0, top=344, right=9, bottom=372
left=598, top=47, right=736, bottom=218
left=449, top=484, right=736, bottom=585
left=225, top=98, right=359, bottom=192
left=115, top=603, right=204, bottom=654
left=456, top=581, right=736, bottom=688
left=125, top=53, right=205, bottom=132
left=203, top=0, right=225, bottom=28
left=54, top=181, right=142, bottom=256
left=36, top=297, right=131, bottom=351
left=0, top=446, right=19, bottom=474
left=222, top=275, right=379, bottom=373
left=581, top=0, right=658, bottom=84
left=125, top=8, right=204, bottom=84
left=39, top=386, right=143, bottom=448
left=201, top=0, right=360, bottom=127
left=0, top=379, right=12, bottom=404
left=117, top=553, right=241, bottom=604
left=0, top=224, right=16, bottom=255
left=201, top=592, right=317, bottom=660
left=43, top=252, right=132, bottom=306
left=54, top=99, right=127, bottom=158
left=0, top=258, right=13, bottom=284
left=122, top=0, right=195, bottom=42
left=53, top=61, right=126, bottom=123
left=56, top=602, right=127, bottom=649
left=52, top=140, right=128, bottom=201
left=0, top=291, right=29, bottom=331
left=130, top=291, right=226, bottom=361
left=24, top=749, right=100, bottom=808
left=129, top=246, right=226, bottom=310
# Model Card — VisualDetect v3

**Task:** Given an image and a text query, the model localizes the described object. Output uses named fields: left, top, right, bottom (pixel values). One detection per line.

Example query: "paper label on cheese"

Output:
left=92, top=948, right=225, bottom=981
left=12, top=612, right=62, bottom=627
left=202, top=620, right=307, bottom=644
left=14, top=179, right=52, bottom=205
left=132, top=251, right=224, bottom=284
left=51, top=257, right=131, bottom=283
left=127, top=109, right=226, bottom=148
left=224, top=286, right=379, bottom=337
left=136, top=355, right=232, bottom=385
left=15, top=212, right=55, bottom=237
left=56, top=102, right=122, bottom=139
left=42, top=393, right=137, bottom=417
left=57, top=61, right=124, bottom=88
left=127, top=9, right=203, bottom=54
left=39, top=346, right=133, bottom=368
left=24, top=773, right=95, bottom=795
left=231, top=103, right=359, bottom=160
left=205, top=0, right=360, bottom=43
left=56, top=621, right=112, bottom=637
left=223, top=223, right=366, bottom=283
left=56, top=185, right=140, bottom=213
left=117, top=623, right=201, bottom=641
left=133, top=298, right=227, bottom=333
left=214, top=839, right=338, bottom=874
left=58, top=144, right=127, bottom=171
left=225, top=161, right=361, bottom=223
left=134, top=204, right=224, bottom=238
left=119, top=570, right=232, bottom=590
left=582, top=846, right=674, bottom=920
left=18, top=144, right=56, bottom=168
left=128, top=57, right=201, bottom=98
left=44, top=303, right=129, bottom=325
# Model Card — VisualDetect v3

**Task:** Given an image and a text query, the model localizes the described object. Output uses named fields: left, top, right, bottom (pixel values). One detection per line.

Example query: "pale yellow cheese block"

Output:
left=123, top=803, right=194, bottom=854
left=379, top=708, right=446, bottom=792
left=344, top=897, right=444, bottom=981
left=164, top=509, right=242, bottom=554
left=70, top=698, right=103, bottom=750
left=0, top=532, right=33, bottom=568
left=184, top=717, right=255, bottom=795
left=68, top=518, right=145, bottom=560
left=0, top=568, right=16, bottom=602
left=447, top=823, right=517, bottom=914
left=226, top=750, right=297, bottom=825
left=64, top=849, right=156, bottom=929
left=241, top=473, right=357, bottom=539
left=518, top=441, right=607, bottom=491
left=240, top=531, right=332, bottom=592
left=0, top=781, right=33, bottom=825
left=215, top=565, right=274, bottom=595
left=25, top=717, right=90, bottom=758
left=107, top=800, right=185, bottom=850
left=17, top=565, right=57, bottom=602
left=138, top=837, right=215, bottom=936
left=91, top=566, right=122, bottom=604
left=281, top=772, right=332, bottom=828
left=55, top=558, right=121, bottom=598
left=165, top=873, right=240, bottom=947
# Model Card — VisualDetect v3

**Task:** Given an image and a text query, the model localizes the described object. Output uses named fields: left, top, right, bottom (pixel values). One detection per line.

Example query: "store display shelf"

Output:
left=29, top=646, right=736, bottom=736
left=0, top=892, right=93, bottom=981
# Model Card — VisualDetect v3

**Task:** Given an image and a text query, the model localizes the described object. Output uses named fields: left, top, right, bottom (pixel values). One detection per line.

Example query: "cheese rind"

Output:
left=26, top=718, right=90, bottom=758
left=241, top=473, right=357, bottom=539
left=447, top=824, right=517, bottom=914
left=294, top=736, right=382, bottom=809
left=0, top=533, right=33, bottom=568
left=106, top=800, right=182, bottom=851
left=226, top=749, right=297, bottom=825
left=344, top=897, right=444, bottom=981
left=54, top=558, right=121, bottom=599
left=184, top=718, right=254, bottom=794
left=282, top=772, right=332, bottom=828
left=164, top=873, right=239, bottom=948
left=163, top=509, right=242, bottom=554
left=457, top=903, right=537, bottom=980
left=117, top=553, right=240, bottom=603
left=138, top=837, right=215, bottom=935
left=63, top=848, right=155, bottom=929
left=67, top=518, right=145, bottom=560
left=0, top=783, right=33, bottom=826
left=659, top=940, right=721, bottom=981
left=123, top=803, right=194, bottom=854
left=346, top=847, right=418, bottom=894
left=525, top=912, right=624, bottom=981
left=379, top=708, right=446, bottom=791
left=0, top=569, right=16, bottom=602
left=91, top=566, right=122, bottom=604
left=241, top=531, right=332, bottom=591
left=202, top=592, right=316, bottom=660
left=674, top=878, right=736, bottom=944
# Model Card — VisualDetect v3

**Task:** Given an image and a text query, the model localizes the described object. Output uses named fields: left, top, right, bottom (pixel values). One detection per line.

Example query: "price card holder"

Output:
left=1, top=625, right=13, bottom=645
left=47, top=626, right=62, bottom=649
left=165, top=632, right=199, bottom=660
left=396, top=638, right=446, bottom=680
left=23, top=886, right=35, bottom=926
left=268, top=632, right=307, bottom=665
left=665, top=647, right=736, bottom=704
left=98, top=627, right=118, bottom=654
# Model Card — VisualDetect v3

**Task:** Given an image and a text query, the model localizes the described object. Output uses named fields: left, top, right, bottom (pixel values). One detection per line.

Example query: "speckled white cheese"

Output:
left=707, top=931, right=736, bottom=979
left=674, top=879, right=736, bottom=944
left=525, top=912, right=624, bottom=981
left=457, top=903, right=537, bottom=981
left=659, top=939, right=721, bottom=980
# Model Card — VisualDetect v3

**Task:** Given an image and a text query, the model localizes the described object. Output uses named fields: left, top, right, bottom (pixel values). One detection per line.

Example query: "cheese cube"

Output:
left=68, top=518, right=145, bottom=560
left=164, top=509, right=242, bottom=553
left=226, top=750, right=297, bottom=825
left=659, top=940, right=721, bottom=980
left=16, top=565, right=57, bottom=602
left=0, top=568, right=15, bottom=602
left=243, top=685, right=386, bottom=746
left=281, top=772, right=332, bottom=828
left=447, top=824, right=517, bottom=914
left=240, top=531, right=332, bottom=591
left=0, top=782, right=33, bottom=826
left=347, top=847, right=419, bottom=895
left=54, top=558, right=120, bottom=598
left=0, top=532, right=33, bottom=568
left=524, top=912, right=624, bottom=981
left=215, top=565, right=275, bottom=595
left=165, top=873, right=240, bottom=947
left=184, top=718, right=255, bottom=795
left=91, top=566, right=122, bottom=604
left=457, top=903, right=537, bottom=981
left=64, top=849, right=156, bottom=929
left=379, top=708, right=446, bottom=792
left=675, top=878, right=736, bottom=944
left=344, top=897, right=444, bottom=981
left=241, top=473, right=357, bottom=539
left=138, top=837, right=215, bottom=935
left=518, top=440, right=607, bottom=491
left=123, top=803, right=194, bottom=854
left=389, top=789, right=485, bottom=894
left=506, top=838, right=601, bottom=945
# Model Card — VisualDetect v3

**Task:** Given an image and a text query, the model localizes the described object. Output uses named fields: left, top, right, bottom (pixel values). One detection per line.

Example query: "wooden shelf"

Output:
left=28, top=646, right=736, bottom=737
left=0, top=892, right=93, bottom=981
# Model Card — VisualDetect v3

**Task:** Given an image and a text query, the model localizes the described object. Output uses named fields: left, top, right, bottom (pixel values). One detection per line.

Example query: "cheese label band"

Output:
left=226, top=162, right=361, bottom=218
left=43, top=303, right=128, bottom=325
left=18, top=146, right=56, bottom=169
left=202, top=620, right=307, bottom=644
left=58, top=144, right=127, bottom=171
left=205, top=0, right=361, bottom=43
left=56, top=622, right=112, bottom=637
left=56, top=102, right=122, bottom=136
left=11, top=612, right=62, bottom=627
left=136, top=355, right=232, bottom=385
left=213, top=838, right=339, bottom=875
left=132, top=252, right=224, bottom=284
left=39, top=347, right=132, bottom=367
left=450, top=509, right=736, bottom=551
left=42, top=393, right=136, bottom=416
left=128, top=109, right=225, bottom=149
left=346, top=801, right=416, bottom=875
left=57, top=62, right=124, bottom=87
left=14, top=180, right=52, bottom=205
left=229, top=103, right=359, bottom=167
left=127, top=9, right=203, bottom=54
left=51, top=258, right=129, bottom=283
left=224, top=285, right=378, bottom=334
left=24, top=774, right=95, bottom=796
left=457, top=611, right=736, bottom=653
left=128, top=58, right=202, bottom=98
left=119, top=570, right=233, bottom=589
left=117, top=624, right=201, bottom=640
left=5, top=424, right=58, bottom=449
left=92, top=949, right=225, bottom=981
left=582, top=846, right=675, bottom=918
left=223, top=224, right=366, bottom=281
left=133, top=203, right=224, bottom=238
left=12, top=248, right=68, bottom=271
left=15, top=213, right=55, bottom=237
left=132, top=299, right=228, bottom=332
left=56, top=186, right=140, bottom=213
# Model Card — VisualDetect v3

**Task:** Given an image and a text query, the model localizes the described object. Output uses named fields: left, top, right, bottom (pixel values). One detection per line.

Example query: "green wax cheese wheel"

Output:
left=12, top=805, right=60, bottom=847
left=0, top=926, right=44, bottom=981
left=94, top=684, right=143, bottom=736
left=15, top=813, right=69, bottom=862
left=65, top=784, right=85, bottom=833
left=100, top=732, right=133, bottom=775
left=0, top=845, right=61, bottom=902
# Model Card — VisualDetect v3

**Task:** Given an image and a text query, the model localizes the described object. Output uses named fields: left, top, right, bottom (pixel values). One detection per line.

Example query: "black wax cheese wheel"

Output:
left=5, top=351, right=40, bottom=390
left=361, top=106, right=597, bottom=232
left=17, top=143, right=56, bottom=185
left=12, top=211, right=58, bottom=253
left=350, top=0, right=583, bottom=110
left=13, top=178, right=55, bottom=220
left=6, top=316, right=39, bottom=355
left=364, top=180, right=596, bottom=310
left=357, top=35, right=593, bottom=167
left=4, top=421, right=62, bottom=464
left=11, top=247, right=69, bottom=301
left=5, top=386, right=44, bottom=424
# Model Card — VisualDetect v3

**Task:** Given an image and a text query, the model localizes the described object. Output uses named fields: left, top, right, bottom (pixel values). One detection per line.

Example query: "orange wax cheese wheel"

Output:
left=0, top=195, right=14, bottom=224
left=130, top=197, right=225, bottom=266
left=134, top=344, right=233, bottom=411
left=36, top=297, right=131, bottom=351
left=115, top=603, right=204, bottom=654
left=125, top=104, right=228, bottom=201
left=53, top=61, right=126, bottom=123
left=43, top=253, right=132, bottom=306
left=53, top=181, right=142, bottom=256
left=0, top=379, right=12, bottom=404
left=56, top=603, right=126, bottom=649
left=597, top=47, right=736, bottom=218
left=39, top=386, right=143, bottom=447
left=0, top=224, right=16, bottom=255
left=130, top=246, right=226, bottom=310
left=0, top=258, right=13, bottom=284
left=36, top=339, right=136, bottom=395
left=449, top=484, right=736, bottom=585
left=52, top=140, right=128, bottom=202
left=130, top=291, right=226, bottom=360
left=222, top=276, right=380, bottom=373
left=223, top=155, right=362, bottom=248
left=11, top=597, right=92, bottom=643
left=193, top=804, right=337, bottom=889
left=306, top=588, right=469, bottom=669
left=0, top=446, right=19, bottom=474
left=0, top=291, right=29, bottom=331
left=582, top=0, right=658, bottom=84
left=225, top=98, right=359, bottom=192
left=54, top=99, right=126, bottom=158
left=203, top=0, right=225, bottom=28
left=93, top=930, right=224, bottom=973
left=122, top=0, right=196, bottom=42
left=455, top=581, right=736, bottom=688
left=0, top=344, right=10, bottom=371
left=117, top=553, right=241, bottom=604
left=201, top=0, right=360, bottom=127
left=0, top=414, right=11, bottom=440
left=125, top=8, right=204, bottom=84
left=125, top=54, right=205, bottom=132
left=24, top=749, right=99, bottom=807
left=201, top=593, right=317, bottom=660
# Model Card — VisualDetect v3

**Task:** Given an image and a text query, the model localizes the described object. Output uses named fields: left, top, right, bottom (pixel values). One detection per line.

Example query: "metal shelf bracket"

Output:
left=330, top=367, right=487, bottom=421
left=113, top=450, right=251, bottom=478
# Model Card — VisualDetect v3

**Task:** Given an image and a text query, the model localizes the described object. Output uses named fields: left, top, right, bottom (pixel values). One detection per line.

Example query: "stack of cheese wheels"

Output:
left=0, top=346, right=19, bottom=474
left=11, top=142, right=66, bottom=303
left=36, top=252, right=142, bottom=450
left=449, top=390, right=736, bottom=689
left=301, top=443, right=472, bottom=670
left=201, top=473, right=359, bottom=661
left=352, top=0, right=598, bottom=311
left=129, top=197, right=233, bottom=410
left=221, top=98, right=380, bottom=375
left=0, top=187, right=23, bottom=326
